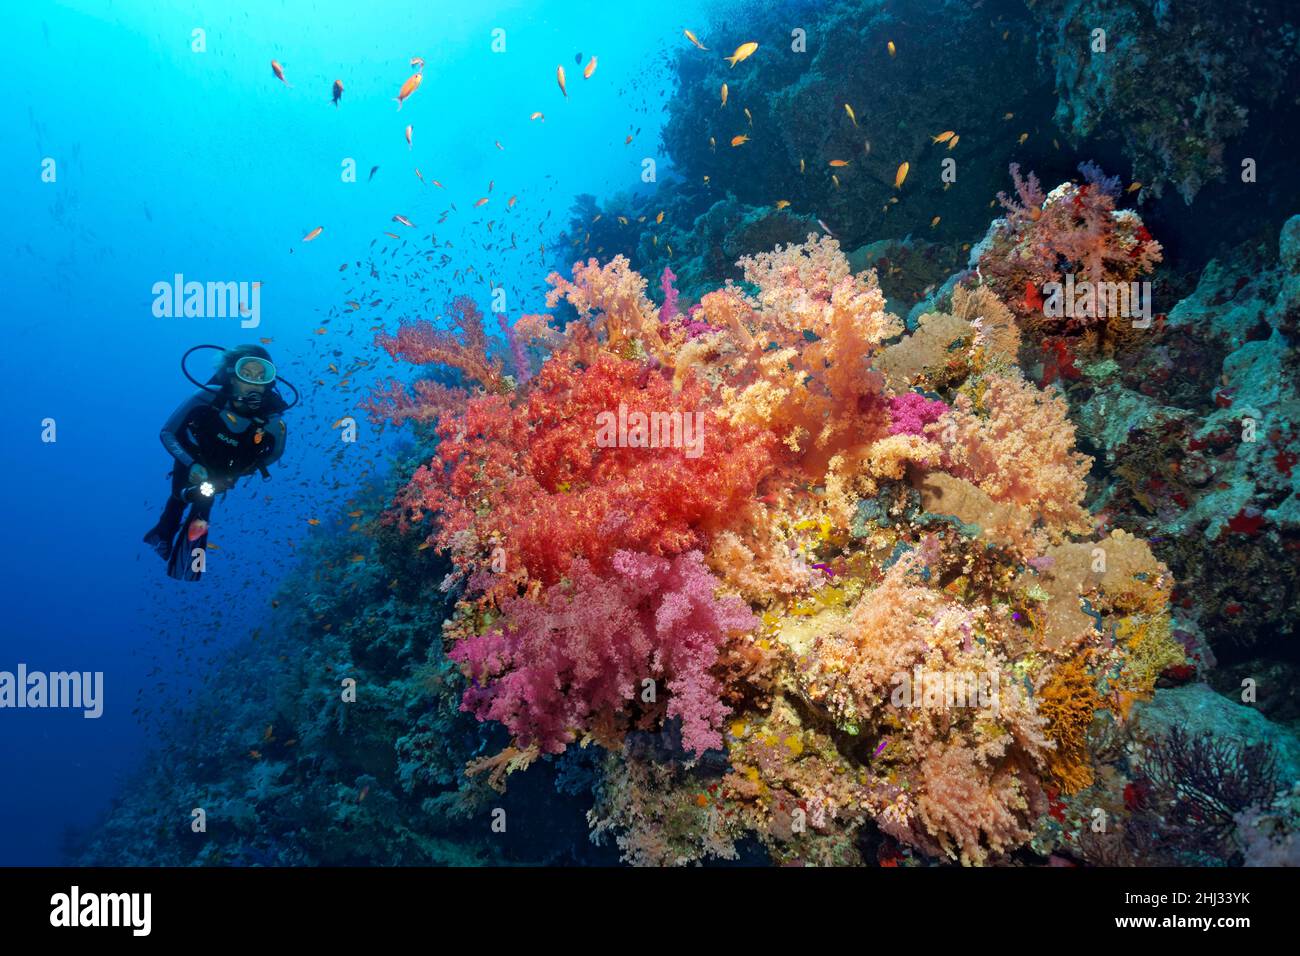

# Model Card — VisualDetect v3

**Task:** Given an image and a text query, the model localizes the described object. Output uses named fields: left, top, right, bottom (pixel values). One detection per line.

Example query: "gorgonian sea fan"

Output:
left=451, top=550, right=756, bottom=757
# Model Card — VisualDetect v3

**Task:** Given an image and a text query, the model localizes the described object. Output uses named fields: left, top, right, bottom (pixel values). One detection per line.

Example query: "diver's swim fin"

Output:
left=143, top=526, right=171, bottom=561
left=166, top=509, right=208, bottom=582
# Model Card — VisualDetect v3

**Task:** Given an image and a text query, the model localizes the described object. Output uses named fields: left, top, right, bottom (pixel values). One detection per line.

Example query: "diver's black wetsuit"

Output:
left=145, top=387, right=287, bottom=572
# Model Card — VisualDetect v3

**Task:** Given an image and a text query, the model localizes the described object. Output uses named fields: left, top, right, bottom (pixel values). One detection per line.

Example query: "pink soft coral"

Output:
left=888, top=392, right=949, bottom=436
left=451, top=550, right=754, bottom=757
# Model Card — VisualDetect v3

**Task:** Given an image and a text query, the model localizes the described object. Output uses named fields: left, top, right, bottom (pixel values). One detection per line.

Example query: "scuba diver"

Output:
left=143, top=344, right=297, bottom=581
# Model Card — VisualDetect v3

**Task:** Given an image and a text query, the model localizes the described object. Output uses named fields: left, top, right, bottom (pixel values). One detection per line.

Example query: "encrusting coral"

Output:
left=370, top=233, right=1181, bottom=866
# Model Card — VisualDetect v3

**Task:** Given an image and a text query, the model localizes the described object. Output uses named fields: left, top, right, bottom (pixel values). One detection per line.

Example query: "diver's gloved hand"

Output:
left=188, top=464, right=209, bottom=485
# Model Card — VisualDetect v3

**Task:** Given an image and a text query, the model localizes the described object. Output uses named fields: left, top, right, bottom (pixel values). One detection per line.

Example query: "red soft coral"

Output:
left=375, top=295, right=506, bottom=392
left=396, top=352, right=776, bottom=595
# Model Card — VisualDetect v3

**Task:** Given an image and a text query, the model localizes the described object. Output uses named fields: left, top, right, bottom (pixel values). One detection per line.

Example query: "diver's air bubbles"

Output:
left=41, top=418, right=56, bottom=443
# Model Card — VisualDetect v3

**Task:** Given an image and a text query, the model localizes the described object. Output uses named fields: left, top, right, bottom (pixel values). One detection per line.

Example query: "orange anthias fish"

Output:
left=829, top=159, right=850, bottom=167
left=302, top=226, right=323, bottom=242
left=332, top=79, right=343, bottom=106
left=395, top=72, right=422, bottom=109
left=474, top=197, right=489, bottom=207
left=727, top=41, right=758, bottom=67
left=894, top=161, right=909, bottom=189
left=731, top=134, right=749, bottom=147
left=187, top=519, right=208, bottom=542
left=271, top=60, right=291, bottom=86
left=684, top=29, right=708, bottom=51
left=931, top=130, right=955, bottom=144
left=530, top=111, right=545, bottom=121
left=405, top=125, right=412, bottom=149
left=557, top=65, right=568, bottom=98
left=392, top=214, right=414, bottom=227
left=583, top=56, right=597, bottom=79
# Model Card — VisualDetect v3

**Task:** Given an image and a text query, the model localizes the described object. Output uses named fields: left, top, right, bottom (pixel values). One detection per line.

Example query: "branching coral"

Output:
left=374, top=234, right=1174, bottom=866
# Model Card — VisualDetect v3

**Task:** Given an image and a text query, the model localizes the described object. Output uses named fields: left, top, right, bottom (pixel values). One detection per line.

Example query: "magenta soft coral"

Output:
left=451, top=550, right=755, bottom=757
left=888, top=392, right=949, bottom=436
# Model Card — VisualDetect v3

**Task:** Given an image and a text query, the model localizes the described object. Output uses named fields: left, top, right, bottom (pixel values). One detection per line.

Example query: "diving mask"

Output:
left=234, top=356, right=276, bottom=385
